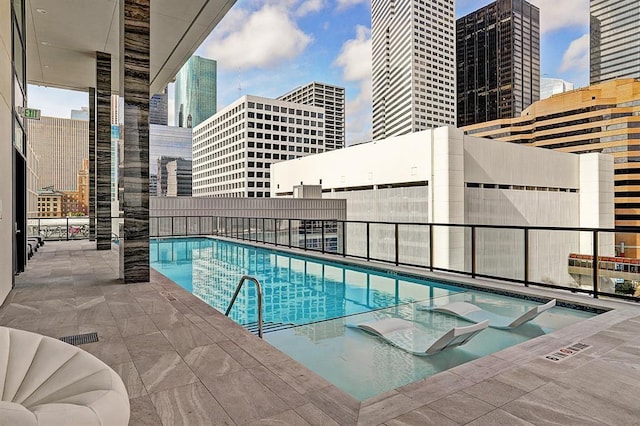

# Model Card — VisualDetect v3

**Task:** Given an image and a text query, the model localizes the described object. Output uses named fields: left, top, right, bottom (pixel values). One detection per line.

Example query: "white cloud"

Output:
left=333, top=25, right=371, bottom=82
left=202, top=4, right=312, bottom=71
left=336, top=0, right=368, bottom=10
left=529, top=0, right=589, bottom=34
left=333, top=25, right=372, bottom=144
left=295, top=0, right=324, bottom=17
left=559, top=33, right=589, bottom=73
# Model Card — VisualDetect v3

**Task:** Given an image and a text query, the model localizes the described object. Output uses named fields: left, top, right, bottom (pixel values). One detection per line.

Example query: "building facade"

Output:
left=272, top=126, right=614, bottom=286
left=26, top=116, right=89, bottom=191
left=540, top=77, right=574, bottom=100
left=464, top=78, right=640, bottom=254
left=166, top=159, right=192, bottom=197
left=590, top=0, right=640, bottom=84
left=37, top=189, right=64, bottom=218
left=372, top=0, right=456, bottom=140
left=193, top=95, right=326, bottom=198
left=278, top=82, right=345, bottom=150
left=150, top=87, right=169, bottom=125
left=149, top=124, right=193, bottom=195
left=456, top=0, right=540, bottom=127
left=174, top=56, right=217, bottom=128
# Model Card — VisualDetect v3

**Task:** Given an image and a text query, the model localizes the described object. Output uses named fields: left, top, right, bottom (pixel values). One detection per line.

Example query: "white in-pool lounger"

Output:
left=418, top=299, right=556, bottom=330
left=347, top=317, right=489, bottom=356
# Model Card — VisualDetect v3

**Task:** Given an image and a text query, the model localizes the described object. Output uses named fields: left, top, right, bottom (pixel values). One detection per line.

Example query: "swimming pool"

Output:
left=151, top=237, right=595, bottom=400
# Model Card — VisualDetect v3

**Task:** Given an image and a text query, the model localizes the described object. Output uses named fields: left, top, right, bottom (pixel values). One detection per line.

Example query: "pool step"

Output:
left=243, top=321, right=296, bottom=335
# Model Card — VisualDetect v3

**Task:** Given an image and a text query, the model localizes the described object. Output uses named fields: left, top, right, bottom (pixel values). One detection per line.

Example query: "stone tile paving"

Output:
left=1, top=240, right=640, bottom=425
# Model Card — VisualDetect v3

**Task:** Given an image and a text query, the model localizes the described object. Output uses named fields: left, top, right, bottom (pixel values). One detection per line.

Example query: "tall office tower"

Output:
left=174, top=56, right=217, bottom=128
left=149, top=87, right=169, bottom=125
left=166, top=159, right=193, bottom=196
left=26, top=116, right=89, bottom=191
left=590, top=0, right=640, bottom=84
left=278, top=82, right=345, bottom=150
left=456, top=0, right=540, bottom=127
left=540, top=77, right=574, bottom=100
left=193, top=95, right=325, bottom=198
left=372, top=0, right=456, bottom=140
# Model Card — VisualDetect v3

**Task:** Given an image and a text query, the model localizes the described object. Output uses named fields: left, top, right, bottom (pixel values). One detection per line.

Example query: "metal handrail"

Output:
left=224, top=275, right=263, bottom=338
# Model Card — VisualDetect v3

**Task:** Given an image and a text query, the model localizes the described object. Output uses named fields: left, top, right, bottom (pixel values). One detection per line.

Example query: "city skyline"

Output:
left=28, top=0, right=590, bottom=145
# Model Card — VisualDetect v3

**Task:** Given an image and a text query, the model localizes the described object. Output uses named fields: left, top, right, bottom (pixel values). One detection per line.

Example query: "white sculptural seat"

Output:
left=0, top=326, right=129, bottom=425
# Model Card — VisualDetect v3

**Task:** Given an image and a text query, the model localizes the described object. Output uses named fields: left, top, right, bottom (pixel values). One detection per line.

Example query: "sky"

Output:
left=28, top=0, right=590, bottom=145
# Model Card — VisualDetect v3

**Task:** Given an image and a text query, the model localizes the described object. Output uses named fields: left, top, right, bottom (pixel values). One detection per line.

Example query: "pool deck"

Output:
left=1, top=240, right=640, bottom=425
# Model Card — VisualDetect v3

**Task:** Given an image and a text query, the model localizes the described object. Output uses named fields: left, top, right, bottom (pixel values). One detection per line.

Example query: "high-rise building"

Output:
left=463, top=78, right=640, bottom=255
left=590, top=0, right=640, bottom=85
left=174, top=56, right=217, bottom=128
left=456, top=0, right=540, bottom=127
left=26, top=116, right=89, bottom=191
left=149, top=124, right=192, bottom=196
left=150, top=87, right=169, bottom=125
left=372, top=0, right=456, bottom=140
left=193, top=95, right=326, bottom=198
left=278, top=82, right=345, bottom=150
left=540, top=77, right=574, bottom=100
left=166, top=159, right=192, bottom=197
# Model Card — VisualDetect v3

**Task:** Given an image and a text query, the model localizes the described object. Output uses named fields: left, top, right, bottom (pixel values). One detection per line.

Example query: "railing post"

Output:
left=342, top=221, right=346, bottom=257
left=303, top=220, right=307, bottom=250
left=593, top=230, right=599, bottom=299
left=274, top=219, right=278, bottom=246
left=366, top=222, right=370, bottom=261
left=524, top=228, right=529, bottom=287
left=171, top=217, right=174, bottom=236
left=321, top=220, right=325, bottom=253
left=395, top=223, right=399, bottom=265
left=429, top=224, right=434, bottom=272
left=66, top=217, right=69, bottom=241
left=471, top=226, right=476, bottom=278
left=262, top=218, right=265, bottom=243
left=288, top=219, right=292, bottom=248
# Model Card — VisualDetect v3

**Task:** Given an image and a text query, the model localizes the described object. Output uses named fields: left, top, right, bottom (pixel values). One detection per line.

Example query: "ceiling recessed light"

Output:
left=43, top=65, right=49, bottom=68
left=40, top=41, right=50, bottom=46
left=36, top=8, right=47, bottom=14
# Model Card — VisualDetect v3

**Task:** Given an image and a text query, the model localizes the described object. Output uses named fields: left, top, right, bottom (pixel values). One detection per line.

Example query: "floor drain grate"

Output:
left=59, top=332, right=99, bottom=346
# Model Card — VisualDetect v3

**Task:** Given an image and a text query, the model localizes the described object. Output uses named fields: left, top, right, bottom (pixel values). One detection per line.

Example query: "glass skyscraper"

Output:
left=590, top=0, right=640, bottom=84
left=456, top=0, right=540, bottom=127
left=174, top=56, right=217, bottom=128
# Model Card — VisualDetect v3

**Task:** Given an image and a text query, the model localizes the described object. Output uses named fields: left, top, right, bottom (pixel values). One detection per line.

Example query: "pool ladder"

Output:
left=225, top=275, right=263, bottom=338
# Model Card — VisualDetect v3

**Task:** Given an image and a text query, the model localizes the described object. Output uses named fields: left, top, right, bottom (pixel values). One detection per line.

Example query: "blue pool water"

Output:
left=151, top=237, right=596, bottom=400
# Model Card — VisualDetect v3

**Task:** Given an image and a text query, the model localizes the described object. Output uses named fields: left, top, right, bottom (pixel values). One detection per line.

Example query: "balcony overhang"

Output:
left=26, top=0, right=234, bottom=94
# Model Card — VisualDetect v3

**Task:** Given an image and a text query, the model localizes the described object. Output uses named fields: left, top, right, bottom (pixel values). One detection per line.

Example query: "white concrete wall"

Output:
left=271, top=131, right=431, bottom=196
left=271, top=126, right=615, bottom=286
left=0, top=0, right=14, bottom=304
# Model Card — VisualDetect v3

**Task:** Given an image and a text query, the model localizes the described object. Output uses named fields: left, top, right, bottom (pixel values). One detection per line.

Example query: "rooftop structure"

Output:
left=150, top=87, right=169, bottom=125
left=456, top=0, right=540, bottom=126
left=372, top=0, right=456, bottom=140
left=540, top=77, right=575, bottom=100
left=464, top=78, right=640, bottom=254
left=272, top=126, right=614, bottom=285
left=192, top=95, right=326, bottom=198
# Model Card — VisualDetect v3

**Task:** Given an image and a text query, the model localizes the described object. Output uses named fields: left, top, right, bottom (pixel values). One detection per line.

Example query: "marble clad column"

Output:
left=96, top=52, right=112, bottom=250
left=88, top=87, right=96, bottom=241
left=119, top=0, right=150, bottom=283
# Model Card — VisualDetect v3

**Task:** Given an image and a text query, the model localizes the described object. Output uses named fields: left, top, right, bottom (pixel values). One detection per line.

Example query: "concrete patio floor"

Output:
left=1, top=240, right=640, bottom=425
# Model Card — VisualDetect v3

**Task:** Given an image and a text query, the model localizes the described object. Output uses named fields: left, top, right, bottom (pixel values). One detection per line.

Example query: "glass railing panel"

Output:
left=475, top=227, right=524, bottom=281
left=431, top=224, right=471, bottom=274
left=344, top=222, right=367, bottom=259
left=398, top=224, right=430, bottom=267
left=369, top=223, right=395, bottom=263
left=528, top=229, right=584, bottom=292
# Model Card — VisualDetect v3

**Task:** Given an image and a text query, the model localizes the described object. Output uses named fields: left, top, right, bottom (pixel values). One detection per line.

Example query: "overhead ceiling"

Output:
left=26, top=0, right=235, bottom=95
